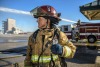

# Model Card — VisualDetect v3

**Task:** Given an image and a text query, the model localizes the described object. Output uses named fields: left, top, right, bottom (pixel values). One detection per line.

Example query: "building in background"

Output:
left=2, top=18, right=23, bottom=34
left=0, top=30, right=3, bottom=34
left=3, top=18, right=16, bottom=34
left=12, top=27, right=23, bottom=34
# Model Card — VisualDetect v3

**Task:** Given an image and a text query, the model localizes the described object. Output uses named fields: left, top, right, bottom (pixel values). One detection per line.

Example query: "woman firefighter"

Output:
left=24, top=5, right=76, bottom=67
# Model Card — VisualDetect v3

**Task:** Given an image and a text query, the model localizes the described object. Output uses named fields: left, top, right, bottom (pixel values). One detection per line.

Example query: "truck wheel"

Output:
left=88, top=36, right=96, bottom=43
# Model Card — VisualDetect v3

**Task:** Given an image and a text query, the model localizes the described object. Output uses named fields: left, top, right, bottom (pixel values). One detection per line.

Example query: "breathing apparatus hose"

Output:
left=37, top=36, right=55, bottom=67
left=37, top=27, right=58, bottom=67
left=37, top=37, right=56, bottom=67
left=37, top=35, right=45, bottom=67
left=37, top=48, right=46, bottom=67
left=49, top=53, right=55, bottom=67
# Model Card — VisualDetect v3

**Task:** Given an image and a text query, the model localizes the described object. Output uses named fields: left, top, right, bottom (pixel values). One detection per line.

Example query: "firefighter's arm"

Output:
left=24, top=35, right=33, bottom=67
left=59, top=31, right=76, bottom=58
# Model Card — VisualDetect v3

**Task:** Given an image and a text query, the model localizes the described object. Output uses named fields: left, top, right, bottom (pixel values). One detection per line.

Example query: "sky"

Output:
left=0, top=0, right=100, bottom=32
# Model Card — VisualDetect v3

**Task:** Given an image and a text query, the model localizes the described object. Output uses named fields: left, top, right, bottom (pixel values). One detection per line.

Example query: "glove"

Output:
left=50, top=44, right=63, bottom=55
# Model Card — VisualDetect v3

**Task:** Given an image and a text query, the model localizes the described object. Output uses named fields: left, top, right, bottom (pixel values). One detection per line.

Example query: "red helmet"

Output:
left=30, top=5, right=61, bottom=21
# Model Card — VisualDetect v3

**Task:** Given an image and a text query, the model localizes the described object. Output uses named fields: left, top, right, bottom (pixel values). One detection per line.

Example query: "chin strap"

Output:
left=46, top=18, right=50, bottom=29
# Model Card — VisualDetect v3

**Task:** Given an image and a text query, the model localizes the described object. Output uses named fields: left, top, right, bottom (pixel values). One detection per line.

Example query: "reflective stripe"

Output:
left=25, top=66, right=32, bottom=67
left=86, top=42, right=97, bottom=46
left=31, top=55, right=58, bottom=63
left=64, top=46, right=72, bottom=57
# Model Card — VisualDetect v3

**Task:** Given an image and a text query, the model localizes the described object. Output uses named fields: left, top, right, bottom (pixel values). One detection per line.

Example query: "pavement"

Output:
left=0, top=34, right=100, bottom=67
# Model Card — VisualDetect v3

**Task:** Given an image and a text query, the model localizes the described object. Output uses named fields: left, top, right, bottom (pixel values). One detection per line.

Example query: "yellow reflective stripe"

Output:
left=64, top=46, right=72, bottom=57
left=86, top=42, right=97, bottom=46
left=31, top=55, right=58, bottom=63
left=25, top=66, right=32, bottom=67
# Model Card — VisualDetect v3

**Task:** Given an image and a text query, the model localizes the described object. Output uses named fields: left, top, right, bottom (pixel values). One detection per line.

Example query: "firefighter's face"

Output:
left=37, top=17, right=48, bottom=29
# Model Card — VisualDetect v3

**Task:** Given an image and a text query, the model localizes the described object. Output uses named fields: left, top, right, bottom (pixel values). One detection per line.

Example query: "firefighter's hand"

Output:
left=50, top=44, right=63, bottom=55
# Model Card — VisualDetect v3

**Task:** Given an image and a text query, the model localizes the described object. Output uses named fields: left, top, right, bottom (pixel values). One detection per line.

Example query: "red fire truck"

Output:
left=60, top=22, right=100, bottom=43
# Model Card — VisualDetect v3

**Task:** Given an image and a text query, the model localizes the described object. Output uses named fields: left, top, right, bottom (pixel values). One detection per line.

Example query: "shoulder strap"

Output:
left=32, top=29, right=39, bottom=43
left=29, top=29, right=39, bottom=56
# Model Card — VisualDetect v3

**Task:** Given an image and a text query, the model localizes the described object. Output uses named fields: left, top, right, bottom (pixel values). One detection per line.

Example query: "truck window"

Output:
left=64, top=26, right=68, bottom=31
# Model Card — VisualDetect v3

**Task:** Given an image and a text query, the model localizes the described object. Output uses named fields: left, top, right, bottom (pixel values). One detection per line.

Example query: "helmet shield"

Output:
left=30, top=7, right=43, bottom=18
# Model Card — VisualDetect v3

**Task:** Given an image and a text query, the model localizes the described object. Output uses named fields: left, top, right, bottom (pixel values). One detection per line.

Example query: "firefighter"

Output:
left=75, top=31, right=80, bottom=42
left=24, top=5, right=76, bottom=67
left=71, top=28, right=76, bottom=40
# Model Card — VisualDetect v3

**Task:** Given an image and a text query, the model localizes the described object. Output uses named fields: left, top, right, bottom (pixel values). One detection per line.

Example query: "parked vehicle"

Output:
left=60, top=22, right=100, bottom=43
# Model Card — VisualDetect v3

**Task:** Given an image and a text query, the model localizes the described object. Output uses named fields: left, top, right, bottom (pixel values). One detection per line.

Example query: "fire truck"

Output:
left=60, top=22, right=100, bottom=43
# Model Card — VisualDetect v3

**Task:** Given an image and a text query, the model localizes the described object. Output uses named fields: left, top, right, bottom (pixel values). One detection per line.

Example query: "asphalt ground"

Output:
left=0, top=34, right=100, bottom=67
left=0, top=48, right=100, bottom=67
